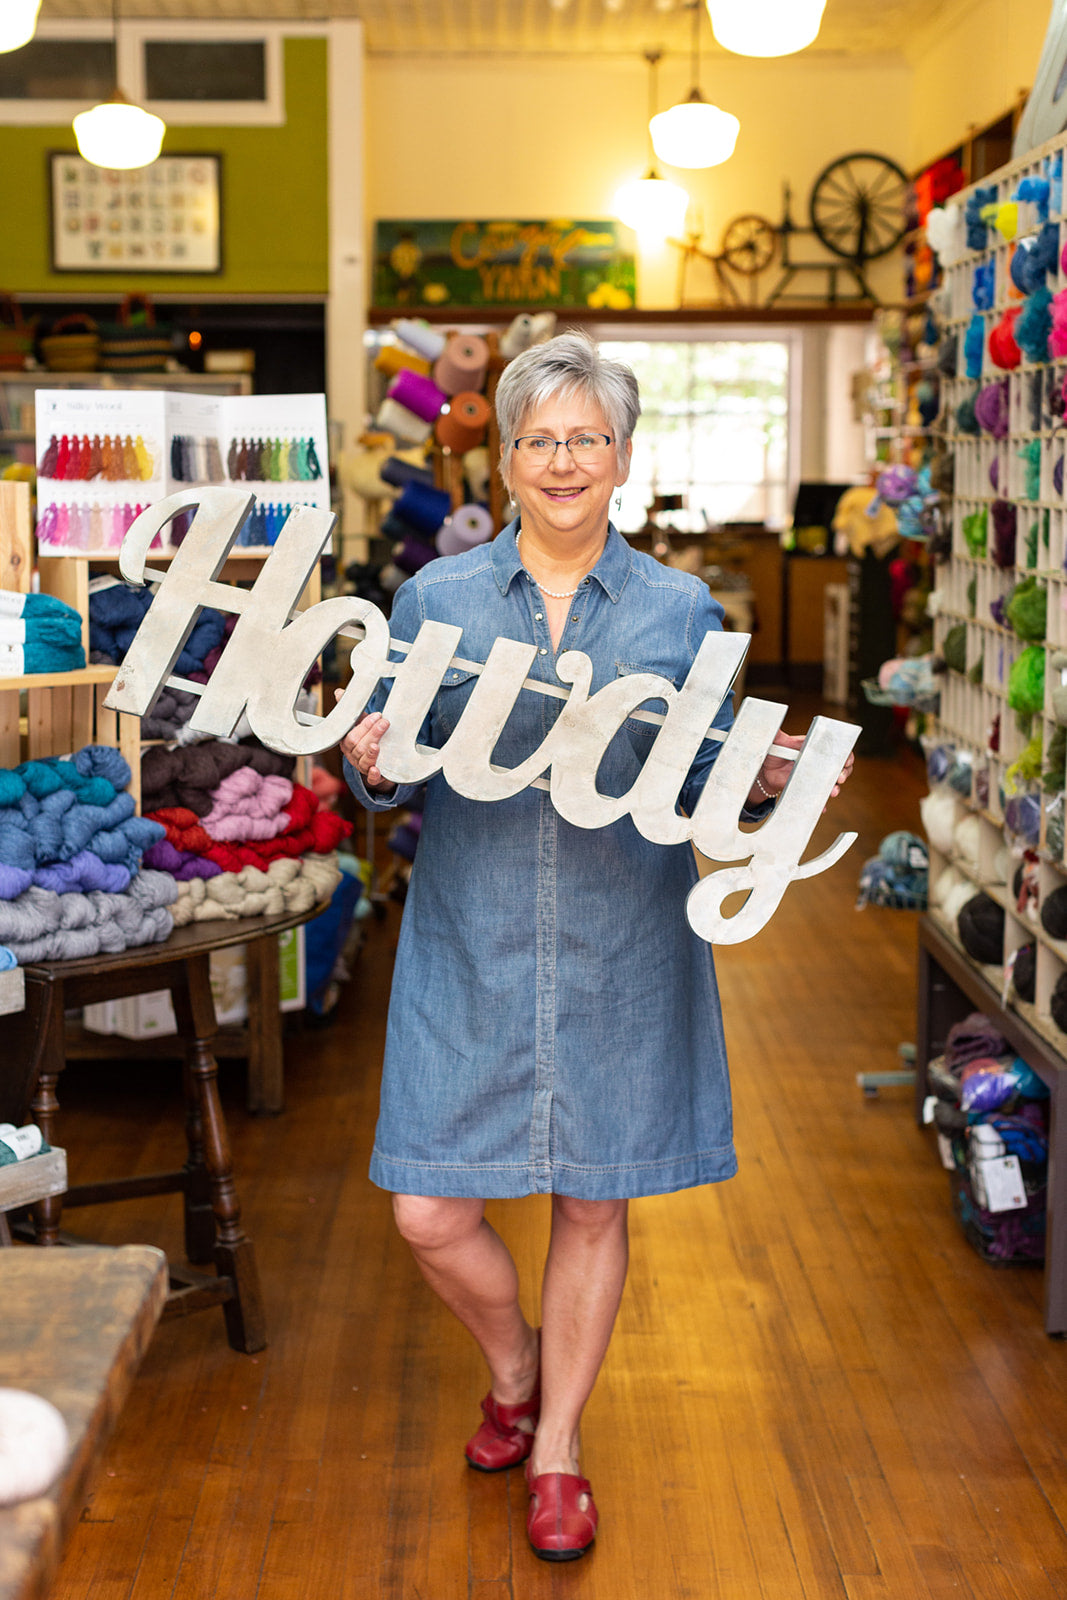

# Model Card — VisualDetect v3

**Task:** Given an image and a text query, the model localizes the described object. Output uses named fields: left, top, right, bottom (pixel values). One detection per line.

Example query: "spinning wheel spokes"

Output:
left=719, top=213, right=777, bottom=275
left=809, top=152, right=908, bottom=262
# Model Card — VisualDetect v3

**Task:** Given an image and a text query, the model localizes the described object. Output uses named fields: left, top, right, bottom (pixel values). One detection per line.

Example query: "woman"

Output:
left=342, top=333, right=851, bottom=1562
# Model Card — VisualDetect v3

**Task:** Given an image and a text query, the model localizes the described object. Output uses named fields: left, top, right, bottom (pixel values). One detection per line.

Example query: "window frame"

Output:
left=586, top=322, right=802, bottom=534
left=0, top=19, right=293, bottom=126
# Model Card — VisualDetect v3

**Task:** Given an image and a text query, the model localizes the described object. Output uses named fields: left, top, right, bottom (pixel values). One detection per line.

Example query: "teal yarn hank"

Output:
left=1019, top=438, right=1042, bottom=500
left=1017, top=287, right=1053, bottom=363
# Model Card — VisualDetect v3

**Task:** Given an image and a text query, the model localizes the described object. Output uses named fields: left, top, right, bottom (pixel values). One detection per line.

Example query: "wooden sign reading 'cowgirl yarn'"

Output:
left=105, top=490, right=860, bottom=945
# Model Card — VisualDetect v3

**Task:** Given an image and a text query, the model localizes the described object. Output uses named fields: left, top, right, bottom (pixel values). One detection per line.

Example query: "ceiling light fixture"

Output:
left=650, top=1, right=738, bottom=169
left=0, top=0, right=41, bottom=54
left=707, top=0, right=826, bottom=57
left=73, top=0, right=165, bottom=170
left=614, top=50, right=689, bottom=243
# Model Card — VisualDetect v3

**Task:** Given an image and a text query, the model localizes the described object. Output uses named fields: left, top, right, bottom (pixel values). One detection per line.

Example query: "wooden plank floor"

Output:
left=29, top=716, right=1067, bottom=1599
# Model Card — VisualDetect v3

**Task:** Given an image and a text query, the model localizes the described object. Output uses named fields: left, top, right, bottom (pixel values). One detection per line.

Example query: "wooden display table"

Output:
left=916, top=914, right=1067, bottom=1336
left=1, top=905, right=323, bottom=1354
left=0, top=1245, right=167, bottom=1600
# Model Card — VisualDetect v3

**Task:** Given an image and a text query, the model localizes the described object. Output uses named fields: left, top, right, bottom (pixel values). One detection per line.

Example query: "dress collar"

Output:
left=491, top=517, right=632, bottom=603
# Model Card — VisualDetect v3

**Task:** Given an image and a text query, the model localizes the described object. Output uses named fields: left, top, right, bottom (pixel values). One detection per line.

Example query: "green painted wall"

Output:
left=0, top=36, right=328, bottom=296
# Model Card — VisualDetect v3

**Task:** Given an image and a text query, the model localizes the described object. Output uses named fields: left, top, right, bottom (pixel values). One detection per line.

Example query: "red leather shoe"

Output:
left=525, top=1468, right=598, bottom=1561
left=464, top=1384, right=540, bottom=1472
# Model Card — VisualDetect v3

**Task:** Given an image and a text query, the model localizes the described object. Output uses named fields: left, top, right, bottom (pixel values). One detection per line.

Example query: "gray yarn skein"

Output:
left=0, top=871, right=178, bottom=962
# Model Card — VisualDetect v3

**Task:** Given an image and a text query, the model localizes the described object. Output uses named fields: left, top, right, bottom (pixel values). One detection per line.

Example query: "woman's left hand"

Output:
left=749, top=732, right=855, bottom=807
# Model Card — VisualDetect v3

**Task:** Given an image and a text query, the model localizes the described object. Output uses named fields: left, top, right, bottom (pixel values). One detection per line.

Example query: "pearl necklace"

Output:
left=515, top=531, right=584, bottom=599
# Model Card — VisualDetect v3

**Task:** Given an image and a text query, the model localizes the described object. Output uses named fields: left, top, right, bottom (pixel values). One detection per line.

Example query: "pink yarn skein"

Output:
left=200, top=768, right=294, bottom=842
left=1050, top=288, right=1067, bottom=358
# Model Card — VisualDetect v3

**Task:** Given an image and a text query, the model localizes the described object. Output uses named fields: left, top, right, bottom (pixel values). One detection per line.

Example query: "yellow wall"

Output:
left=907, top=0, right=1049, bottom=168
left=366, top=52, right=912, bottom=307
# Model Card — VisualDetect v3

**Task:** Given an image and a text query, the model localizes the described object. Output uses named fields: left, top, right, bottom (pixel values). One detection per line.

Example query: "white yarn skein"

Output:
left=0, top=1388, right=69, bottom=1506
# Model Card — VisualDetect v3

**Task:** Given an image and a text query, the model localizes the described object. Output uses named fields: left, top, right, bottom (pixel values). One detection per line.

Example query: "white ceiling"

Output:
left=38, top=0, right=960, bottom=58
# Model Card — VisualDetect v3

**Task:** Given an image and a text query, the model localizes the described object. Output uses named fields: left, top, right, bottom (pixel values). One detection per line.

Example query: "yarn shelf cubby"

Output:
left=925, top=123, right=1067, bottom=1059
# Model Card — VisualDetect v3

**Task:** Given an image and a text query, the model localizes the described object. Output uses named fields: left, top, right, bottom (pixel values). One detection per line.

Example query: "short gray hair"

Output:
left=495, top=331, right=640, bottom=488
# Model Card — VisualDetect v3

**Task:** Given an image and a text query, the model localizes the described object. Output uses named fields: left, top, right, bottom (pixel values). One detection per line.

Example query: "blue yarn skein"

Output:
left=966, top=185, right=997, bottom=251
left=972, top=260, right=996, bottom=310
left=73, top=745, right=131, bottom=790
left=1017, top=287, right=1053, bottom=363
left=1014, top=176, right=1051, bottom=219
left=964, top=314, right=986, bottom=380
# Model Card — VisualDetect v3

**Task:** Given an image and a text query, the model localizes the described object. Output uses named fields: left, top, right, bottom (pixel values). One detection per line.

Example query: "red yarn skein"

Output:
left=988, top=307, right=1022, bottom=370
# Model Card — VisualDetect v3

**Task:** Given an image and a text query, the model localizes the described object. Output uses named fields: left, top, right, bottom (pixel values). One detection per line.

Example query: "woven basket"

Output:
left=98, top=293, right=172, bottom=372
left=0, top=294, right=35, bottom=372
left=41, top=314, right=100, bottom=373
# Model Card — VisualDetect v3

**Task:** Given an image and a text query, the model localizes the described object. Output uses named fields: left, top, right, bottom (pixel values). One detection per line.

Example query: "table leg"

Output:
left=181, top=1054, right=217, bottom=1267
left=172, top=956, right=266, bottom=1353
left=30, top=981, right=66, bottom=1247
left=246, top=933, right=284, bottom=1115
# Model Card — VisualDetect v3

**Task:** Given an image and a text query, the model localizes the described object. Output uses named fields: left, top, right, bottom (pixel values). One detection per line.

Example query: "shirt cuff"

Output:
left=342, top=755, right=416, bottom=813
left=740, top=794, right=776, bottom=823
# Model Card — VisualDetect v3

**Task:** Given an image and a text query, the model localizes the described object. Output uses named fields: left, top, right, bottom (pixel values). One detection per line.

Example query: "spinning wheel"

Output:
left=720, top=214, right=777, bottom=275
left=809, top=152, right=909, bottom=264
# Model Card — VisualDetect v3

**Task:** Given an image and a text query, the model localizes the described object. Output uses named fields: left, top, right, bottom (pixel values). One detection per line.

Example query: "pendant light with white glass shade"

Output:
left=650, top=1, right=738, bottom=169
left=613, top=51, right=689, bottom=243
left=73, top=0, right=165, bottom=170
left=707, top=0, right=826, bottom=57
left=0, top=0, right=41, bottom=53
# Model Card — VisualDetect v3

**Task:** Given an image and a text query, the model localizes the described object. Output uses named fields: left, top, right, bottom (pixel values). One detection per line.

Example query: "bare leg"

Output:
left=393, top=1194, right=539, bottom=1407
left=530, top=1194, right=629, bottom=1480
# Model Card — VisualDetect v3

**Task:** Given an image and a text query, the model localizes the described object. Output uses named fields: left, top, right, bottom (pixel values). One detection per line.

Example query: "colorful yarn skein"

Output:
left=36, top=434, right=153, bottom=483
left=225, top=437, right=322, bottom=482
left=37, top=502, right=149, bottom=553
left=170, top=436, right=226, bottom=484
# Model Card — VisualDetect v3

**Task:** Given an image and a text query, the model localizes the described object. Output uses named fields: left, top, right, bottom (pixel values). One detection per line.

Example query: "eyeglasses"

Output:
left=512, top=432, right=613, bottom=460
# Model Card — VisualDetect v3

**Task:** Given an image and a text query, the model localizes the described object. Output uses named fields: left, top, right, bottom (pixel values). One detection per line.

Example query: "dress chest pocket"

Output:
left=434, top=666, right=479, bottom=739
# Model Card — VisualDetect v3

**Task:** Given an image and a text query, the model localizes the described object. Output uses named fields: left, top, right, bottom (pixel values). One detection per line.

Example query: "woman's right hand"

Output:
left=338, top=705, right=395, bottom=795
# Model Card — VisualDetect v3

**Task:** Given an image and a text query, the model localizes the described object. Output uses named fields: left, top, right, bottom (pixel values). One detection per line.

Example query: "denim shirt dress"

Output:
left=345, top=521, right=764, bottom=1201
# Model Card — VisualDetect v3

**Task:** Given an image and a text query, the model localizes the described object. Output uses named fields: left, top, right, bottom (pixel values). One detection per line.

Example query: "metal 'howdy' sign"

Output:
left=105, top=489, right=860, bottom=945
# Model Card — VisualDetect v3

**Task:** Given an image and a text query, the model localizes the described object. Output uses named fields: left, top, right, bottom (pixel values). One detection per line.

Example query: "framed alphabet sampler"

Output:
left=49, top=152, right=223, bottom=274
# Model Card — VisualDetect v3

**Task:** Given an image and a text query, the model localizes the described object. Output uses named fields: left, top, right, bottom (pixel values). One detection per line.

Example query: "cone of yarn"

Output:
left=434, top=391, right=491, bottom=453
left=393, top=480, right=452, bottom=538
left=393, top=319, right=446, bottom=362
left=386, top=368, right=448, bottom=424
left=395, top=535, right=439, bottom=575
left=373, top=345, right=431, bottom=380
left=375, top=398, right=432, bottom=445
left=432, top=334, right=489, bottom=396
left=437, top=504, right=493, bottom=555
left=379, top=454, right=435, bottom=492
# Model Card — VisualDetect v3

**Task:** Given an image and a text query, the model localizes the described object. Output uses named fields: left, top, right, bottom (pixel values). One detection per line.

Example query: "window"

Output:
left=0, top=21, right=286, bottom=126
left=0, top=39, right=114, bottom=101
left=597, top=338, right=791, bottom=534
left=144, top=41, right=267, bottom=103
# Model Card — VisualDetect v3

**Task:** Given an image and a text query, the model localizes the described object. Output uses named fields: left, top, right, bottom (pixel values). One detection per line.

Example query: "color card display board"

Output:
left=34, top=388, right=330, bottom=556
left=372, top=218, right=635, bottom=310
left=49, top=152, right=222, bottom=274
